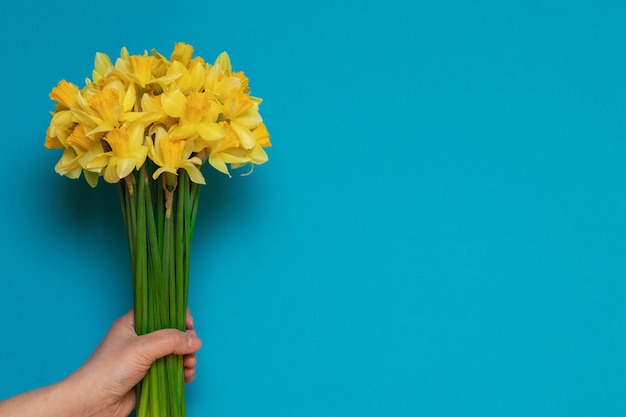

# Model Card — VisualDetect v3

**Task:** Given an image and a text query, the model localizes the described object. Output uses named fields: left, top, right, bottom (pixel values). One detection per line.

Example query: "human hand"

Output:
left=67, top=310, right=202, bottom=417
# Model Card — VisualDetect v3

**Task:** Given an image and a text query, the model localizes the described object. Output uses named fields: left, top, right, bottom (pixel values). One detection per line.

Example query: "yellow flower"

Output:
left=170, top=42, right=194, bottom=65
left=168, top=60, right=208, bottom=93
left=203, top=52, right=240, bottom=98
left=72, top=86, right=124, bottom=134
left=221, top=88, right=263, bottom=149
left=214, top=51, right=232, bottom=74
left=129, top=55, right=156, bottom=88
left=232, top=129, right=270, bottom=173
left=46, top=110, right=75, bottom=147
left=88, top=123, right=148, bottom=183
left=90, top=89, right=120, bottom=124
left=207, top=122, right=248, bottom=175
left=252, top=123, right=271, bottom=148
left=73, top=80, right=160, bottom=135
left=161, top=90, right=225, bottom=147
left=55, top=124, right=105, bottom=187
left=232, top=71, right=250, bottom=93
left=49, top=80, right=80, bottom=109
left=66, top=124, right=99, bottom=152
left=113, top=48, right=180, bottom=92
left=44, top=126, right=64, bottom=149
left=151, top=42, right=204, bottom=84
left=139, top=93, right=172, bottom=128
left=147, top=126, right=205, bottom=184
left=55, top=147, right=82, bottom=179
left=207, top=122, right=270, bottom=176
left=91, top=52, right=115, bottom=86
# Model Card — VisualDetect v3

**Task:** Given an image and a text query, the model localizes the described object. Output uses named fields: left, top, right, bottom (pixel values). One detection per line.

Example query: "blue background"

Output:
left=1, top=0, right=626, bottom=416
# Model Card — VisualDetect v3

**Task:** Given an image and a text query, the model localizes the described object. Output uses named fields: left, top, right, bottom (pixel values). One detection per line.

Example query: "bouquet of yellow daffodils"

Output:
left=44, top=42, right=271, bottom=417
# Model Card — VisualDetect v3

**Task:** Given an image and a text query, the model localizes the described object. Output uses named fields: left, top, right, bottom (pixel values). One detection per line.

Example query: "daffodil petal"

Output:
left=152, top=166, right=178, bottom=180
left=248, top=144, right=269, bottom=164
left=230, top=122, right=256, bottom=149
left=208, top=154, right=231, bottom=177
left=183, top=163, right=206, bottom=184
left=198, top=122, right=225, bottom=142
left=84, top=170, right=100, bottom=188
left=116, top=158, right=136, bottom=179
left=161, top=90, right=186, bottom=118
left=236, top=109, right=263, bottom=127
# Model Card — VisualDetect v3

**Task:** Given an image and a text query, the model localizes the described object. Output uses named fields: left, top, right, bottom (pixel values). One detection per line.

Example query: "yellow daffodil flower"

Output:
left=49, top=80, right=80, bottom=109
left=207, top=122, right=248, bottom=176
left=252, top=122, right=271, bottom=148
left=72, top=80, right=160, bottom=135
left=54, top=147, right=82, bottom=179
left=45, top=110, right=75, bottom=148
left=165, top=60, right=206, bottom=93
left=202, top=52, right=241, bottom=98
left=55, top=124, right=105, bottom=187
left=170, top=42, right=194, bottom=65
left=207, top=122, right=271, bottom=175
left=221, top=88, right=263, bottom=149
left=151, top=42, right=203, bottom=82
left=44, top=126, right=64, bottom=149
left=91, top=52, right=115, bottom=86
left=88, top=123, right=148, bottom=183
left=161, top=90, right=225, bottom=148
left=147, top=126, right=205, bottom=184
left=114, top=47, right=181, bottom=92
left=71, top=86, right=124, bottom=134
left=129, top=55, right=155, bottom=87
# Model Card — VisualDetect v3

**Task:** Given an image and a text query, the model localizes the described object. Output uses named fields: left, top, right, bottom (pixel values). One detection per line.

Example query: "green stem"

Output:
left=135, top=170, right=148, bottom=336
left=125, top=166, right=198, bottom=417
left=176, top=171, right=187, bottom=331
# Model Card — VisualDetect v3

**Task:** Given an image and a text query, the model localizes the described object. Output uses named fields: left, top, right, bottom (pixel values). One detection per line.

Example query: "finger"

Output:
left=137, top=328, right=202, bottom=362
left=183, top=353, right=197, bottom=368
left=186, top=308, right=194, bottom=330
left=184, top=367, right=196, bottom=384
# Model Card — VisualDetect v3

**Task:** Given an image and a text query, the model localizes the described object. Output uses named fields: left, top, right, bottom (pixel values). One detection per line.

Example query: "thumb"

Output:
left=136, top=328, right=202, bottom=363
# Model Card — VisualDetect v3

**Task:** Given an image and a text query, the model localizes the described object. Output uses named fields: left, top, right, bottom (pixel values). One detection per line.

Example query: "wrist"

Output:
left=61, top=369, right=104, bottom=417
left=0, top=378, right=87, bottom=417
left=55, top=376, right=92, bottom=417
